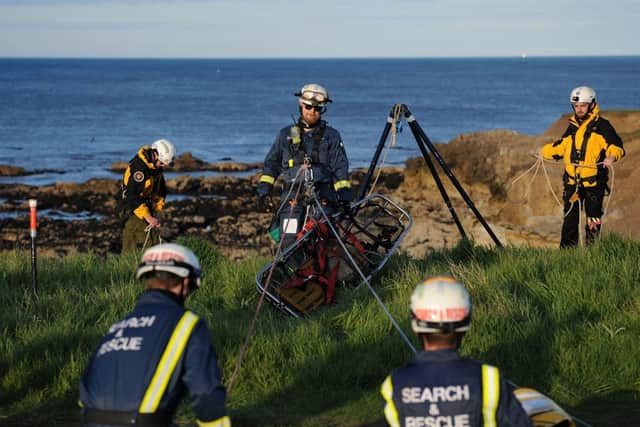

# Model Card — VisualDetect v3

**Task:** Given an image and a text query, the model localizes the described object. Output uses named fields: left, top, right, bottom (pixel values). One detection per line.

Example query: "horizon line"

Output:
left=1, top=54, right=639, bottom=61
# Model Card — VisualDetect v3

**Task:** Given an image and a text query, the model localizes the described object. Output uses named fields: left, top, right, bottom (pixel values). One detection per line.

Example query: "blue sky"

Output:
left=1, top=0, right=639, bottom=58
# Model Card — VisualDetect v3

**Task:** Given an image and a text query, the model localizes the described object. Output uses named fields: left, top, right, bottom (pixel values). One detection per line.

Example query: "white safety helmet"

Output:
left=136, top=243, right=202, bottom=289
left=410, top=276, right=472, bottom=334
left=295, top=83, right=332, bottom=107
left=151, top=139, right=176, bottom=166
left=570, top=86, right=596, bottom=105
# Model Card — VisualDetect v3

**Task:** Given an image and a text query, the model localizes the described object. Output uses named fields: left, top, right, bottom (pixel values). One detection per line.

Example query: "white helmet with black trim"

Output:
left=151, top=139, right=176, bottom=166
left=136, top=243, right=202, bottom=289
left=570, top=86, right=596, bottom=105
left=295, top=83, right=332, bottom=107
left=410, top=275, right=472, bottom=334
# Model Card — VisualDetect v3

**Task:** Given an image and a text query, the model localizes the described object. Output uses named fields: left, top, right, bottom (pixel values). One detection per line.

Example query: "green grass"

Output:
left=1, top=235, right=639, bottom=426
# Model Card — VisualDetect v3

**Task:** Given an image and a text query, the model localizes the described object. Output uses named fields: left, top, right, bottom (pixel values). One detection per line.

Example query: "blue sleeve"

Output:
left=262, top=132, right=284, bottom=180
left=328, top=130, right=350, bottom=182
left=182, top=320, right=229, bottom=424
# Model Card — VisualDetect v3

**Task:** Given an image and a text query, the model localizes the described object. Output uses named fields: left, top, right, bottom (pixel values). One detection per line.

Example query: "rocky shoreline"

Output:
left=0, top=167, right=403, bottom=259
left=2, top=111, right=638, bottom=259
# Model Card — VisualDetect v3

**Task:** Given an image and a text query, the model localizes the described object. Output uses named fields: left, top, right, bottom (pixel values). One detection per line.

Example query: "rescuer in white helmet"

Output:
left=120, top=139, right=177, bottom=253
left=380, top=276, right=532, bottom=427
left=79, top=243, right=230, bottom=427
left=256, top=83, right=352, bottom=248
left=540, top=86, right=625, bottom=247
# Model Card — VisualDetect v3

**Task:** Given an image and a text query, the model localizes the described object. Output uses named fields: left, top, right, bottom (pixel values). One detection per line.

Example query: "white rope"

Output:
left=510, top=154, right=618, bottom=246
left=140, top=224, right=154, bottom=255
left=509, top=155, right=563, bottom=210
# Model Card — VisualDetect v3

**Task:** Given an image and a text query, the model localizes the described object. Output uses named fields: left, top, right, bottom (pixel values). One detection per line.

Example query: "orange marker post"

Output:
left=29, top=199, right=38, bottom=295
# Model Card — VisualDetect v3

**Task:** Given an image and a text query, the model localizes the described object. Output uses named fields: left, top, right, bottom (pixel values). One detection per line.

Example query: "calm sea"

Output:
left=1, top=56, right=639, bottom=186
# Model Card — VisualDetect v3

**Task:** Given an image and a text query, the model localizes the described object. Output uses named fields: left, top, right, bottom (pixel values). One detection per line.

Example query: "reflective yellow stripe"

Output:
left=380, top=376, right=400, bottom=427
left=288, top=159, right=294, bottom=168
left=482, top=365, right=500, bottom=427
left=197, top=415, right=231, bottom=427
left=260, top=175, right=275, bottom=184
left=333, top=180, right=350, bottom=191
left=139, top=311, right=199, bottom=413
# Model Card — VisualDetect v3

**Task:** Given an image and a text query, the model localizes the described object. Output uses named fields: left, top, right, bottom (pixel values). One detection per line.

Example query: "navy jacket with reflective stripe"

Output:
left=79, top=289, right=228, bottom=425
left=381, top=349, right=532, bottom=427
left=261, top=121, right=350, bottom=191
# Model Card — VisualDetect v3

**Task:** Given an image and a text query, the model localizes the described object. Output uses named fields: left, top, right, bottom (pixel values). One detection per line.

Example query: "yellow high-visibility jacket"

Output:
left=541, top=104, right=625, bottom=187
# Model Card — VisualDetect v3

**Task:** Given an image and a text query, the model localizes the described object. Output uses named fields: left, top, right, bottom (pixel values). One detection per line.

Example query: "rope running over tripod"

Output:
left=367, top=104, right=404, bottom=196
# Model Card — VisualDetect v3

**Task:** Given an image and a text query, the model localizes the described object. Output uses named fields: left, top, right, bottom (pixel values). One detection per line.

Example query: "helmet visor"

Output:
left=300, top=90, right=328, bottom=106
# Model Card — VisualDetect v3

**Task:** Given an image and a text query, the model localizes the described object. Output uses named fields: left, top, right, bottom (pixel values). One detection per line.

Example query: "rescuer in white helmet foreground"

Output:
left=380, top=276, right=532, bottom=427
left=540, top=86, right=625, bottom=247
left=256, top=83, right=352, bottom=248
left=120, top=139, right=176, bottom=253
left=79, top=243, right=231, bottom=427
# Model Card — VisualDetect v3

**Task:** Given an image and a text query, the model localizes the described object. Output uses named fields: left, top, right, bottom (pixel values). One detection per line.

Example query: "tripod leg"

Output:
left=357, top=106, right=398, bottom=200
left=407, top=120, right=468, bottom=240
left=405, top=110, right=503, bottom=247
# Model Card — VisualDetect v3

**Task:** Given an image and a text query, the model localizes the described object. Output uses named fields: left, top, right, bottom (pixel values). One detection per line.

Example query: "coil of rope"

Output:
left=510, top=154, right=616, bottom=245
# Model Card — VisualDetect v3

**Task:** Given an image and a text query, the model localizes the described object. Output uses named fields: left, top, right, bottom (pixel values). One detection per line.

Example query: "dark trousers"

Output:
left=122, top=215, right=160, bottom=253
left=560, top=184, right=605, bottom=247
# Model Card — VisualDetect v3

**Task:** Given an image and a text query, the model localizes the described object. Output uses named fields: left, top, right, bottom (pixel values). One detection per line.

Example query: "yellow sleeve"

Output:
left=133, top=204, right=151, bottom=220
left=605, top=144, right=625, bottom=161
left=540, top=138, right=567, bottom=160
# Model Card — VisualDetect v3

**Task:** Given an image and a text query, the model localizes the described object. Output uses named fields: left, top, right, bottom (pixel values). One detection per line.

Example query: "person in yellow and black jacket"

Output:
left=79, top=243, right=231, bottom=427
left=256, top=83, right=352, bottom=248
left=541, top=86, right=625, bottom=247
left=380, top=276, right=532, bottom=427
left=121, top=139, right=176, bottom=253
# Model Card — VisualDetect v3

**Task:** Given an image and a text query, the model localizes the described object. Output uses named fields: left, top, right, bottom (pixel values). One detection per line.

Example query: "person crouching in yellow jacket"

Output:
left=541, top=86, right=625, bottom=247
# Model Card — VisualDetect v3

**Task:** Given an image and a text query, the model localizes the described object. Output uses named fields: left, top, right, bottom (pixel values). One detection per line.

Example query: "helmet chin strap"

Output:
left=176, top=278, right=190, bottom=306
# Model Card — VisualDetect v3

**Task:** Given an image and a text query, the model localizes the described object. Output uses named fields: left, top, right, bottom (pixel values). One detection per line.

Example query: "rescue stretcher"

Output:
left=255, top=193, right=412, bottom=318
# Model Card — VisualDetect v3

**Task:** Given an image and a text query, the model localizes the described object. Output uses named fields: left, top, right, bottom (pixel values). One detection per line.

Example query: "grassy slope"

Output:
left=1, top=236, right=639, bottom=426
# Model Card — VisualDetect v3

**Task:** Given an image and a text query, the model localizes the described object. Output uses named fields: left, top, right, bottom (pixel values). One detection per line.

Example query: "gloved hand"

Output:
left=337, top=187, right=353, bottom=203
left=256, top=182, right=273, bottom=198
left=257, top=195, right=274, bottom=213
left=337, top=187, right=353, bottom=214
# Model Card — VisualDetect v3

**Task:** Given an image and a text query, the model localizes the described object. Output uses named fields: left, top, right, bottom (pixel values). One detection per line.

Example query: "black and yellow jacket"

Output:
left=122, top=146, right=167, bottom=220
left=541, top=104, right=625, bottom=187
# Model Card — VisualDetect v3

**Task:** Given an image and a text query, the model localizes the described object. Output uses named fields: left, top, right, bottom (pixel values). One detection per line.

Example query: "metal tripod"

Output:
left=358, top=103, right=502, bottom=248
